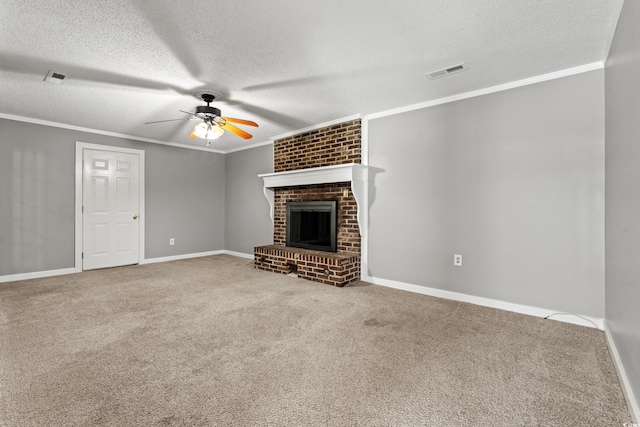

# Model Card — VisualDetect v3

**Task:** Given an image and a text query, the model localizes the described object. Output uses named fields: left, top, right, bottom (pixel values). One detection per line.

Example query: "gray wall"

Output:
left=605, top=0, right=640, bottom=411
left=224, top=144, right=273, bottom=255
left=0, top=121, right=75, bottom=275
left=0, top=118, right=226, bottom=276
left=367, top=70, right=605, bottom=317
left=144, top=141, right=225, bottom=259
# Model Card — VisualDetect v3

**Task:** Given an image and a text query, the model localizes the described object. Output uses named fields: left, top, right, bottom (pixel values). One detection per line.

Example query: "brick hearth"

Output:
left=255, top=245, right=360, bottom=287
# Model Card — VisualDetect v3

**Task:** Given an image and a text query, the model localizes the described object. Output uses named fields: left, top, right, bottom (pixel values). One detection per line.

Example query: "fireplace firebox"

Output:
left=286, top=201, right=337, bottom=252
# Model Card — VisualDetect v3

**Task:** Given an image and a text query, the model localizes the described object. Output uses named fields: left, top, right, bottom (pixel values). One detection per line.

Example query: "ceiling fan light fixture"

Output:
left=193, top=122, right=224, bottom=140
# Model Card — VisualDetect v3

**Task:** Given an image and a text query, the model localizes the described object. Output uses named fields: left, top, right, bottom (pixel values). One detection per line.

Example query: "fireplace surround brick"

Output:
left=255, top=119, right=362, bottom=287
left=273, top=120, right=361, bottom=172
left=273, top=183, right=360, bottom=254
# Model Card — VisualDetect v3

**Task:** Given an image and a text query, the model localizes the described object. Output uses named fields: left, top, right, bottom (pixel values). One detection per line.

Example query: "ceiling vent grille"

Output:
left=426, top=63, right=467, bottom=80
left=44, top=70, right=66, bottom=84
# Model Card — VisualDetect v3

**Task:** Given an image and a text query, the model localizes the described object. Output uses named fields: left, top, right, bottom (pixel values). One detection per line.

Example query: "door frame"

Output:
left=75, top=142, right=145, bottom=272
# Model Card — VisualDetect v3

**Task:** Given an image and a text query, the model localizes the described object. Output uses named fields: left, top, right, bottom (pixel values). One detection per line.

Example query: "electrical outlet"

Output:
left=454, top=254, right=462, bottom=266
left=169, top=238, right=175, bottom=246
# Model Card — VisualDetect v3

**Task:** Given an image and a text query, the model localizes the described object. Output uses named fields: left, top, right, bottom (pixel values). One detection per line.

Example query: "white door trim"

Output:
left=75, top=142, right=145, bottom=272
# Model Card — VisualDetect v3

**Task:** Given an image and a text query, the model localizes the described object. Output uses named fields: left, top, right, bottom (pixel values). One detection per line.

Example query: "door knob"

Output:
left=133, top=215, right=138, bottom=220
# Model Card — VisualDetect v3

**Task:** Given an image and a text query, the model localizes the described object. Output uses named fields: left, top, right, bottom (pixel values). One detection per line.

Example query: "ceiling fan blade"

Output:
left=145, top=117, right=198, bottom=124
left=221, top=123, right=253, bottom=139
left=179, top=110, right=197, bottom=116
left=223, top=117, right=258, bottom=127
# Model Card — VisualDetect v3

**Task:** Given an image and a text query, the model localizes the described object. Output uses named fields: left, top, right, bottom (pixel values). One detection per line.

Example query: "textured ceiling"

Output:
left=0, top=0, right=624, bottom=152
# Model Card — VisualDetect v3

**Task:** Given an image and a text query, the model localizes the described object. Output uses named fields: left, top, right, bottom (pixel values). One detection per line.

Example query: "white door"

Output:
left=83, top=149, right=140, bottom=270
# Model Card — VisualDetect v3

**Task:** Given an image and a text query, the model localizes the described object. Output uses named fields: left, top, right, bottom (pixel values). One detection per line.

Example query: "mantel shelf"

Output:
left=258, top=163, right=368, bottom=236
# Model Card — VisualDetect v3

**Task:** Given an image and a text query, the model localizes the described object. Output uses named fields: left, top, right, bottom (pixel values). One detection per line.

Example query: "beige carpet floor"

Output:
left=0, top=254, right=632, bottom=426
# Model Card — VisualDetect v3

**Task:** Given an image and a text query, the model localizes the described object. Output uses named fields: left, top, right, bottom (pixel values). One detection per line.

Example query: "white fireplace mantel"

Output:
left=258, top=163, right=368, bottom=236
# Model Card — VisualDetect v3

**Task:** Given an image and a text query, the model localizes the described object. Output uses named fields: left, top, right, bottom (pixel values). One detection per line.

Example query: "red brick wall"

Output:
left=257, top=120, right=362, bottom=285
left=270, top=119, right=362, bottom=257
left=273, top=119, right=361, bottom=173
left=273, top=183, right=360, bottom=254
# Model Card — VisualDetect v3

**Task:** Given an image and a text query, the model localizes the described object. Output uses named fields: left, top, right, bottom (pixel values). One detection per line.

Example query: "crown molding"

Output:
left=366, top=62, right=604, bottom=120
left=0, top=113, right=225, bottom=153
left=270, top=114, right=362, bottom=141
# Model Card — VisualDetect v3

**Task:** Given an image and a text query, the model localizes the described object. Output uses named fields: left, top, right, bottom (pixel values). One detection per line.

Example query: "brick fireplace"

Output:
left=254, top=119, right=363, bottom=287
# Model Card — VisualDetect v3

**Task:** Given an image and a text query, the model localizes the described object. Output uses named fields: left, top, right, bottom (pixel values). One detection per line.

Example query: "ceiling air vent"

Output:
left=426, top=63, right=467, bottom=80
left=44, top=70, right=66, bottom=84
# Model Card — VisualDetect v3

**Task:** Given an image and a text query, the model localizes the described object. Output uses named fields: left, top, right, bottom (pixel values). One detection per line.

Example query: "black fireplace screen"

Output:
left=286, top=201, right=337, bottom=252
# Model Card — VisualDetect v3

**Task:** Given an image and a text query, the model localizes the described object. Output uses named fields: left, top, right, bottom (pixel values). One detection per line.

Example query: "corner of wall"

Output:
left=604, top=321, right=640, bottom=422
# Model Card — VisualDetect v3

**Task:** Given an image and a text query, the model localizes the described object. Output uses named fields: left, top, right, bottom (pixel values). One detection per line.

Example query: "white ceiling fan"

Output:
left=145, top=92, right=258, bottom=145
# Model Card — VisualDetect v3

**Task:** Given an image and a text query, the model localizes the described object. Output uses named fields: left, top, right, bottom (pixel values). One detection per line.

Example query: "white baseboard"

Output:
left=363, top=274, right=604, bottom=330
left=0, top=267, right=77, bottom=284
left=1, top=250, right=252, bottom=283
left=604, top=321, right=640, bottom=422
left=223, top=250, right=255, bottom=260
left=141, top=250, right=225, bottom=265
